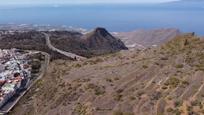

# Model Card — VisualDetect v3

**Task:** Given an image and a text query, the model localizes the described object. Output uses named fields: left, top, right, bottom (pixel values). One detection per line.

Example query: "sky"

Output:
left=0, top=0, right=179, bottom=5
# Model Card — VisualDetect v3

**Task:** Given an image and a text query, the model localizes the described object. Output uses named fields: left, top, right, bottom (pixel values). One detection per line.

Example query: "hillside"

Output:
left=113, top=28, right=180, bottom=49
left=49, top=28, right=128, bottom=57
left=0, top=30, right=66, bottom=60
left=10, top=33, right=204, bottom=115
left=0, top=28, right=127, bottom=59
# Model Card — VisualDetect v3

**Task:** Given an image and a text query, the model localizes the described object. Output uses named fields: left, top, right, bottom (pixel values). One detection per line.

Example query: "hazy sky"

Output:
left=0, top=0, right=179, bottom=5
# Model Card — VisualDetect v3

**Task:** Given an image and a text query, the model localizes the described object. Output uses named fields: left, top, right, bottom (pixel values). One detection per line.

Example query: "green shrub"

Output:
left=116, top=89, right=123, bottom=94
left=191, top=100, right=201, bottom=107
left=75, top=63, right=82, bottom=68
left=113, top=111, right=123, bottom=115
left=85, top=83, right=105, bottom=96
left=166, top=108, right=174, bottom=112
left=175, top=64, right=184, bottom=68
left=114, top=77, right=120, bottom=81
left=165, top=77, right=180, bottom=88
left=173, top=109, right=182, bottom=115
left=113, top=111, right=134, bottom=115
left=88, top=58, right=104, bottom=65
left=162, top=86, right=168, bottom=90
left=174, top=100, right=183, bottom=107
left=94, top=87, right=105, bottom=96
left=74, top=103, right=88, bottom=115
left=142, top=65, right=148, bottom=69
left=181, top=81, right=189, bottom=87
left=114, top=94, right=123, bottom=101
left=129, top=96, right=136, bottom=100
left=106, top=78, right=113, bottom=82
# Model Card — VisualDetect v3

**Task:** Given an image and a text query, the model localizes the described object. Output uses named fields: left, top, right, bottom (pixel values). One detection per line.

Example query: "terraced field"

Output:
left=11, top=34, right=204, bottom=115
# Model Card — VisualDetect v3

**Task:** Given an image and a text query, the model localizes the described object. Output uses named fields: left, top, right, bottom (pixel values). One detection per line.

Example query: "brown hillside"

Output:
left=49, top=27, right=128, bottom=57
left=0, top=28, right=127, bottom=59
left=10, top=33, right=204, bottom=115
left=114, top=28, right=180, bottom=49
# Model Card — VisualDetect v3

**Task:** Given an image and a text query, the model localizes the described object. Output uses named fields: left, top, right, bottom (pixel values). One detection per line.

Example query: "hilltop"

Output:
left=10, top=33, right=204, bottom=115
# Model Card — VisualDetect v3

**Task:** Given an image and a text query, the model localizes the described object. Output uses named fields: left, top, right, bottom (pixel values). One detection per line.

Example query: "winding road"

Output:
left=43, top=33, right=86, bottom=61
left=0, top=32, right=86, bottom=114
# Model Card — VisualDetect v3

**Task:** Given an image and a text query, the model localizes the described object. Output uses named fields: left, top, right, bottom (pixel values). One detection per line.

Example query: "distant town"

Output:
left=0, top=49, right=47, bottom=114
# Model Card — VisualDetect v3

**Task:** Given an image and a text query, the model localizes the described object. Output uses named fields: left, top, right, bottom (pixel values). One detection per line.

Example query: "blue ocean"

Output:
left=0, top=4, right=204, bottom=35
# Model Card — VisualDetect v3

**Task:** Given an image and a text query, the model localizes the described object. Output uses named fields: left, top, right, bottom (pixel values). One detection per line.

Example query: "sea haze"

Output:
left=0, top=3, right=203, bottom=35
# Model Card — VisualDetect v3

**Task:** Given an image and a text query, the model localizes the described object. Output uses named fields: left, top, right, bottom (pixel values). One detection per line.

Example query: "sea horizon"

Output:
left=0, top=3, right=204, bottom=35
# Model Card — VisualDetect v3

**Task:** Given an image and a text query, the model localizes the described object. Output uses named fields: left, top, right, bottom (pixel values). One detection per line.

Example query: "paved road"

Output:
left=0, top=31, right=87, bottom=114
left=43, top=33, right=86, bottom=61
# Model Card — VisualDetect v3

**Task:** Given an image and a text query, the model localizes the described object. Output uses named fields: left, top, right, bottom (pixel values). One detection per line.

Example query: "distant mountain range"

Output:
left=113, top=28, right=181, bottom=49
left=163, top=0, right=204, bottom=8
left=175, top=0, right=204, bottom=2
left=171, top=0, right=204, bottom=4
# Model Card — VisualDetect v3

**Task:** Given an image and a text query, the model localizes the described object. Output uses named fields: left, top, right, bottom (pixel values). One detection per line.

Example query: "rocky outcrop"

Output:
left=82, top=27, right=128, bottom=54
